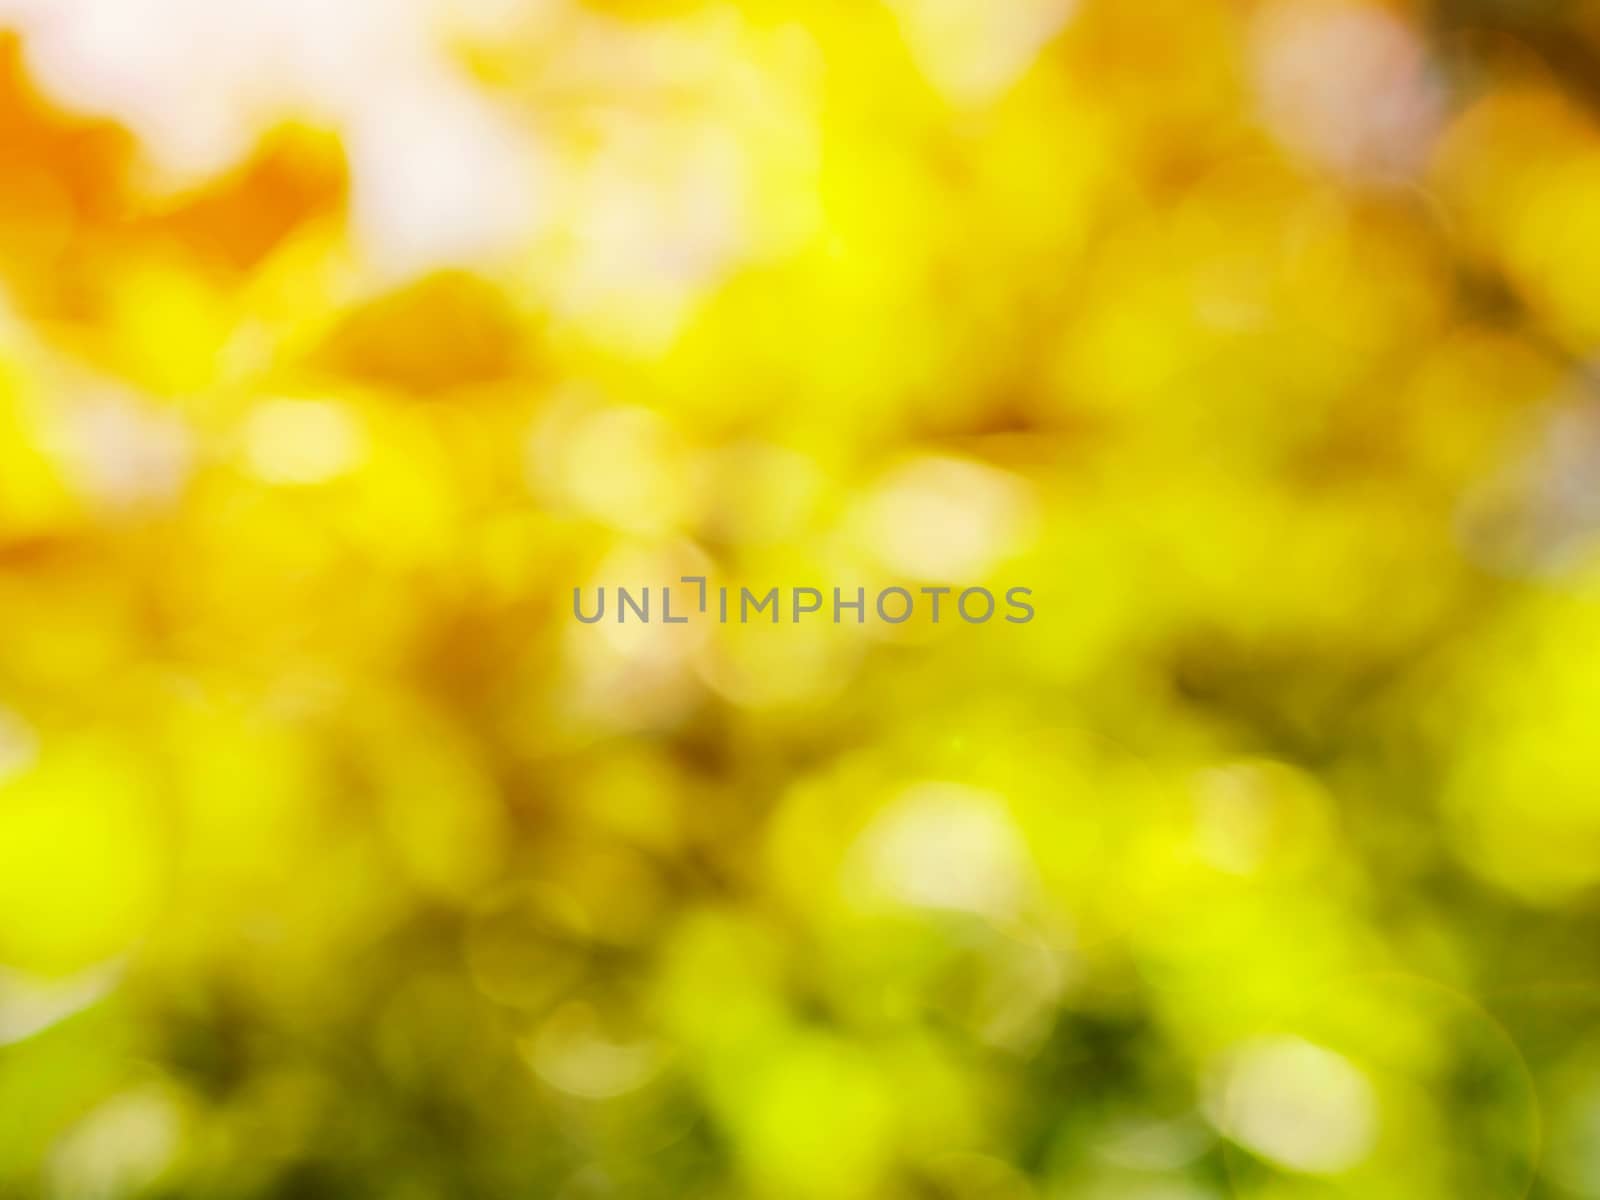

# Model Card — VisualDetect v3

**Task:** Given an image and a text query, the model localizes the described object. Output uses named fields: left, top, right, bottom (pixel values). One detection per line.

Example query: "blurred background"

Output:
left=0, top=0, right=1599, bottom=1196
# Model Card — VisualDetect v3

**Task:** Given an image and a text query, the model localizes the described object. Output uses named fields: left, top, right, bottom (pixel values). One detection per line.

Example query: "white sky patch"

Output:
left=1253, top=0, right=1444, bottom=183
left=0, top=0, right=545, bottom=273
left=0, top=0, right=826, bottom=334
